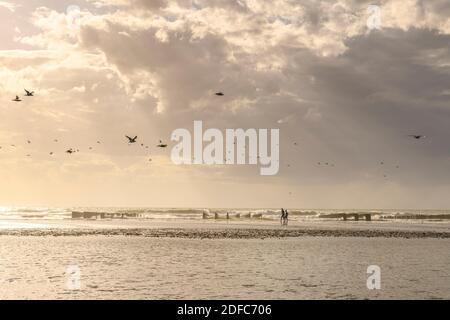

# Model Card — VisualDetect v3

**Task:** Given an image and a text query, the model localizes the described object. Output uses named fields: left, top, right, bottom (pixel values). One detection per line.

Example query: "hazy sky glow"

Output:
left=0, top=0, right=449, bottom=208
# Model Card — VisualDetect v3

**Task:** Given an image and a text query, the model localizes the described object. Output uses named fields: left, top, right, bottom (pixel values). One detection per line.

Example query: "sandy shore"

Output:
left=1, top=219, right=449, bottom=239
left=1, top=219, right=449, bottom=299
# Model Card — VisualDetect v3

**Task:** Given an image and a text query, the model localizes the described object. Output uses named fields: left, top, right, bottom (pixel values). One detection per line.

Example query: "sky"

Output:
left=0, top=0, right=449, bottom=209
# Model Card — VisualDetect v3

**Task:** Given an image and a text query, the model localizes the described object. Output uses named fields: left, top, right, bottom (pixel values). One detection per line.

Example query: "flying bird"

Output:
left=157, top=140, right=168, bottom=148
left=409, top=135, right=425, bottom=140
left=215, top=92, right=225, bottom=96
left=66, top=149, right=75, bottom=154
left=12, top=96, right=22, bottom=102
left=24, top=89, right=34, bottom=97
left=126, top=136, right=138, bottom=144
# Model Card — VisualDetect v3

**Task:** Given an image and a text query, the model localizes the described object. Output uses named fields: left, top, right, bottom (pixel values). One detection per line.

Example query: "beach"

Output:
left=1, top=218, right=449, bottom=300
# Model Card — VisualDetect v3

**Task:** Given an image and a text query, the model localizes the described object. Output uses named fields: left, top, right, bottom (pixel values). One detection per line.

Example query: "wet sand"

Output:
left=1, top=227, right=450, bottom=239
left=1, top=235, right=449, bottom=299
left=1, top=219, right=449, bottom=239
left=1, top=219, right=449, bottom=299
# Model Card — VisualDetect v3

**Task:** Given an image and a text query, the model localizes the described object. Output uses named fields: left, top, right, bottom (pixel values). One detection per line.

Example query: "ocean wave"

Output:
left=0, top=207, right=449, bottom=221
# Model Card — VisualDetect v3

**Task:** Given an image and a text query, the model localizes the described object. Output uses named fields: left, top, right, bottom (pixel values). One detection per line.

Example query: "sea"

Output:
left=0, top=207, right=449, bottom=222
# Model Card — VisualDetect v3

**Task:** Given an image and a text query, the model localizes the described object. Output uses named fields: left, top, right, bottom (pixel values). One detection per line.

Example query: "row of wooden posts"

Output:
left=71, top=211, right=372, bottom=221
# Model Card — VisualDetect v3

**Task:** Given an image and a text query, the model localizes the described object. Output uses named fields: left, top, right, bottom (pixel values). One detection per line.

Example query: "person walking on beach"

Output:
left=284, top=209, right=289, bottom=226
left=280, top=208, right=286, bottom=225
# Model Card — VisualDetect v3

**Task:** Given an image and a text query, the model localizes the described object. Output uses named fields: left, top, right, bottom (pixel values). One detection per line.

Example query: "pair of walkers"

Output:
left=280, top=208, right=289, bottom=226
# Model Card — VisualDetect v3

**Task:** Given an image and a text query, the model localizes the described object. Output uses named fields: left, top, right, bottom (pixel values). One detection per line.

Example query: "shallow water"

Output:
left=0, top=236, right=448, bottom=299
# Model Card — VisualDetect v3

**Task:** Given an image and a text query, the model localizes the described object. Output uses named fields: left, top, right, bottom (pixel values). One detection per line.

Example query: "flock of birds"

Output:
left=8, top=89, right=426, bottom=178
left=7, top=88, right=175, bottom=162
left=285, top=133, right=426, bottom=184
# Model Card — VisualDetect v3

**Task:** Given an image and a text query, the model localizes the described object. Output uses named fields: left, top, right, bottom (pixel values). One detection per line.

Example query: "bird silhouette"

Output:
left=24, top=89, right=34, bottom=97
left=12, top=95, right=22, bottom=102
left=409, top=135, right=425, bottom=140
left=157, top=140, right=168, bottom=148
left=126, top=136, right=138, bottom=144
left=215, top=92, right=224, bottom=96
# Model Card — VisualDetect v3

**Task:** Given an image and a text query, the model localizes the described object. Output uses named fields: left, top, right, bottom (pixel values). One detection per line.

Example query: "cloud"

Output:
left=1, top=0, right=450, bottom=207
left=0, top=1, right=20, bottom=12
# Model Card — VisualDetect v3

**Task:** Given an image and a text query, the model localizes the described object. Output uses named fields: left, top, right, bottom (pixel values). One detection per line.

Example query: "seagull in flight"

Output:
left=215, top=92, right=225, bottom=96
left=157, top=140, right=168, bottom=148
left=66, top=149, right=75, bottom=154
left=126, top=135, right=138, bottom=144
left=24, top=89, right=34, bottom=97
left=12, top=95, right=22, bottom=102
left=409, top=135, right=425, bottom=140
